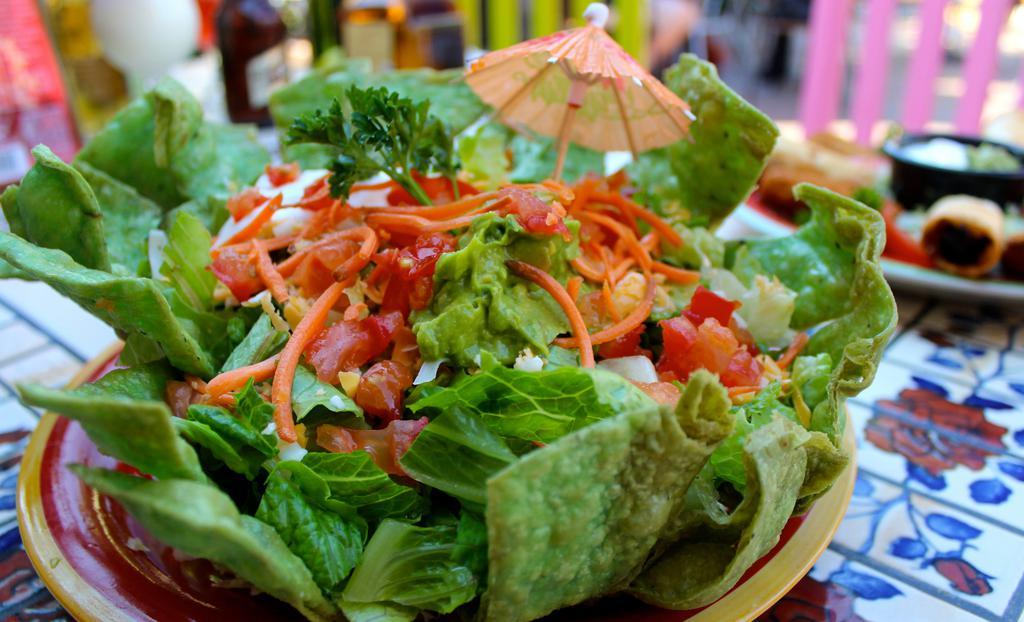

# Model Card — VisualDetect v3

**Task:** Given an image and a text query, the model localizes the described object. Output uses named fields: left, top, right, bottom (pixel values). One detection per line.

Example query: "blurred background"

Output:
left=2, top=0, right=1024, bottom=184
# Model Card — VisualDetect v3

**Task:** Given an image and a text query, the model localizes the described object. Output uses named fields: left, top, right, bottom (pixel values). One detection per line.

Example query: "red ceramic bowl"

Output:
left=17, top=344, right=855, bottom=622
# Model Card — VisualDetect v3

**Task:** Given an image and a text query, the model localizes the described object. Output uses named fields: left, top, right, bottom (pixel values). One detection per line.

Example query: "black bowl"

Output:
left=882, top=133, right=1024, bottom=210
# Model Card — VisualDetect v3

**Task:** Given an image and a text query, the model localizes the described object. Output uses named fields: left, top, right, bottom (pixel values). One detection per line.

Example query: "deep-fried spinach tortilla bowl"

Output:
left=4, top=54, right=896, bottom=622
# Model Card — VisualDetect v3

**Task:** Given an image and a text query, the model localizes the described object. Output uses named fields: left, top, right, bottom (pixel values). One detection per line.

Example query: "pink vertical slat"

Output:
left=851, top=0, right=898, bottom=144
left=955, top=0, right=1013, bottom=134
left=1018, top=55, right=1024, bottom=108
left=799, top=0, right=854, bottom=135
left=901, top=0, right=948, bottom=131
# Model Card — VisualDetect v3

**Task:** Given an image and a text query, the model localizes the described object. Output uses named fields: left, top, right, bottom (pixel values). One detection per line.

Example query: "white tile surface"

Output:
left=0, top=280, right=115, bottom=361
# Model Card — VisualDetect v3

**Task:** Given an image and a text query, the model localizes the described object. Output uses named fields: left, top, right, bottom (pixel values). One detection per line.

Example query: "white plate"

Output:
left=734, top=203, right=1024, bottom=305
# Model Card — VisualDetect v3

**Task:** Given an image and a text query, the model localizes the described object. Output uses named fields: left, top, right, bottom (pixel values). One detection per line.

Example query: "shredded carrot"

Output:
left=777, top=332, right=810, bottom=370
left=566, top=276, right=583, bottom=302
left=215, top=193, right=282, bottom=248
left=507, top=260, right=594, bottom=368
left=331, top=226, right=378, bottom=281
left=253, top=239, right=290, bottom=303
left=554, top=275, right=655, bottom=347
left=365, top=196, right=510, bottom=234
left=362, top=191, right=498, bottom=220
left=602, top=280, right=621, bottom=322
left=351, top=179, right=398, bottom=192
left=570, top=178, right=597, bottom=213
left=578, top=211, right=653, bottom=272
left=205, top=353, right=281, bottom=398
left=640, top=232, right=659, bottom=254
left=652, top=261, right=701, bottom=284
left=272, top=279, right=350, bottom=442
left=590, top=191, right=683, bottom=247
left=277, top=227, right=375, bottom=278
left=611, top=257, right=636, bottom=282
left=728, top=385, right=763, bottom=398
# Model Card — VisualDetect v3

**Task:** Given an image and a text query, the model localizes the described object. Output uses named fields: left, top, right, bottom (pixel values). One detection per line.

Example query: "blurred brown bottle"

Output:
left=217, top=0, right=287, bottom=125
left=399, top=0, right=463, bottom=70
left=340, top=0, right=405, bottom=72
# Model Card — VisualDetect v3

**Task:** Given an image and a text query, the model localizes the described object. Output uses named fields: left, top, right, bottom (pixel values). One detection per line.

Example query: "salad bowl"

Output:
left=19, top=347, right=856, bottom=622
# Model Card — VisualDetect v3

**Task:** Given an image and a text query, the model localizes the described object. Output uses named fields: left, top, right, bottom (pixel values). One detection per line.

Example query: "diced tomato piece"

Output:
left=355, top=360, right=414, bottom=422
left=295, top=175, right=336, bottom=211
left=165, top=380, right=201, bottom=419
left=633, top=381, right=681, bottom=406
left=657, top=315, right=759, bottom=387
left=881, top=201, right=933, bottom=267
left=720, top=347, right=763, bottom=387
left=316, top=417, right=428, bottom=475
left=265, top=162, right=300, bottom=186
left=226, top=188, right=266, bottom=221
left=304, top=311, right=404, bottom=381
left=387, top=175, right=479, bottom=206
left=685, top=286, right=741, bottom=326
left=598, top=324, right=649, bottom=359
left=291, top=254, right=336, bottom=298
left=376, top=232, right=457, bottom=315
left=209, top=244, right=262, bottom=300
left=499, top=187, right=569, bottom=238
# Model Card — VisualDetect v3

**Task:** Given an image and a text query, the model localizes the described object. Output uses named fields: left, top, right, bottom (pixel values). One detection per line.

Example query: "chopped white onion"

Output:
left=514, top=349, right=544, bottom=372
left=212, top=200, right=273, bottom=249
left=597, top=355, right=658, bottom=384
left=278, top=441, right=308, bottom=461
left=256, top=169, right=330, bottom=205
left=270, top=207, right=314, bottom=237
left=414, top=359, right=445, bottom=385
left=147, top=229, right=168, bottom=280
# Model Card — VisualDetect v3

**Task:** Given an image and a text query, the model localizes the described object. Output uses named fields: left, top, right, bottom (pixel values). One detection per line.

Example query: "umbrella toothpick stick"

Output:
left=554, top=79, right=588, bottom=181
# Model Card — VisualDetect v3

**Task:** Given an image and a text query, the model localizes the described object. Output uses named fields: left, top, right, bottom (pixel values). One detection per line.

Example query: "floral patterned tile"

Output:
left=0, top=345, right=80, bottom=390
left=850, top=402, right=1024, bottom=528
left=0, top=322, right=49, bottom=368
left=763, top=548, right=990, bottom=622
left=0, top=398, right=38, bottom=435
left=832, top=471, right=1024, bottom=616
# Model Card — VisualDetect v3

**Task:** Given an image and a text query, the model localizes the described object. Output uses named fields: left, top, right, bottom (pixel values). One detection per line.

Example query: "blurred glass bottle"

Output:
left=217, top=0, right=287, bottom=125
left=45, top=0, right=129, bottom=137
left=398, top=0, right=463, bottom=69
left=309, top=0, right=341, bottom=59
left=340, top=0, right=405, bottom=72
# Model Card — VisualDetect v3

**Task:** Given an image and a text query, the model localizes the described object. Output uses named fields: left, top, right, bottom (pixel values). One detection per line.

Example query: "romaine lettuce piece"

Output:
left=339, top=601, right=418, bottom=622
left=221, top=314, right=288, bottom=372
left=0, top=231, right=220, bottom=377
left=399, top=408, right=517, bottom=507
left=291, top=365, right=362, bottom=422
left=178, top=382, right=276, bottom=480
left=412, top=214, right=578, bottom=367
left=704, top=262, right=797, bottom=350
left=256, top=467, right=366, bottom=596
left=629, top=416, right=810, bottom=610
left=342, top=519, right=481, bottom=614
left=408, top=352, right=655, bottom=444
left=2, top=146, right=110, bottom=271
left=507, top=133, right=604, bottom=184
left=301, top=452, right=425, bottom=522
left=481, top=370, right=732, bottom=622
left=72, top=467, right=336, bottom=621
left=628, top=54, right=778, bottom=228
left=160, top=210, right=218, bottom=311
left=18, top=364, right=204, bottom=482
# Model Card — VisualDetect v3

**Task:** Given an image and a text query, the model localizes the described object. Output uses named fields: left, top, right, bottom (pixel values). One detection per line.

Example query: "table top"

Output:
left=1, top=218, right=1022, bottom=622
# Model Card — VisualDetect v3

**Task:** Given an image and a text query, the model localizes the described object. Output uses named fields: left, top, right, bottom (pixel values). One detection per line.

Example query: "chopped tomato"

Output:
left=226, top=188, right=266, bottom=221
left=209, top=244, right=262, bottom=300
left=165, top=380, right=201, bottom=418
left=355, top=360, right=414, bottom=422
left=294, top=175, right=336, bottom=211
left=316, top=416, right=428, bottom=475
left=598, top=324, right=649, bottom=359
left=657, top=315, right=762, bottom=388
left=387, top=175, right=479, bottom=206
left=304, top=311, right=404, bottom=381
left=881, top=202, right=933, bottom=267
left=633, top=381, right=681, bottom=406
left=291, top=254, right=335, bottom=298
left=499, top=187, right=569, bottom=238
left=265, top=162, right=300, bottom=186
left=684, top=286, right=741, bottom=326
left=375, top=232, right=457, bottom=315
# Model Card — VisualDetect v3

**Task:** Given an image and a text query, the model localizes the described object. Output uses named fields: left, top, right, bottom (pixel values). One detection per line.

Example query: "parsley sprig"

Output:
left=287, top=86, right=459, bottom=206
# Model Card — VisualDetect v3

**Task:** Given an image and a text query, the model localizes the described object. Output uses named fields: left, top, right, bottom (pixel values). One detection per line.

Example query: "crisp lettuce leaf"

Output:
left=708, top=383, right=796, bottom=492
left=291, top=365, right=362, bottom=422
left=704, top=262, right=797, bottom=349
left=72, top=467, right=335, bottom=620
left=507, top=133, right=604, bottom=184
left=2, top=146, right=110, bottom=271
left=793, top=353, right=832, bottom=416
left=408, top=353, right=656, bottom=444
left=629, top=416, right=810, bottom=610
left=412, top=214, right=577, bottom=367
left=221, top=314, right=288, bottom=372
left=737, top=184, right=897, bottom=444
left=339, top=601, right=418, bottom=622
left=342, top=519, right=480, bottom=614
left=481, top=371, right=732, bottom=622
left=0, top=232, right=222, bottom=377
left=182, top=404, right=276, bottom=479
left=300, top=452, right=425, bottom=522
left=399, top=408, right=517, bottom=507
left=160, top=210, right=217, bottom=311
left=256, top=467, right=366, bottom=596
left=628, top=54, right=778, bottom=227
left=18, top=364, right=204, bottom=482
left=456, top=123, right=510, bottom=190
